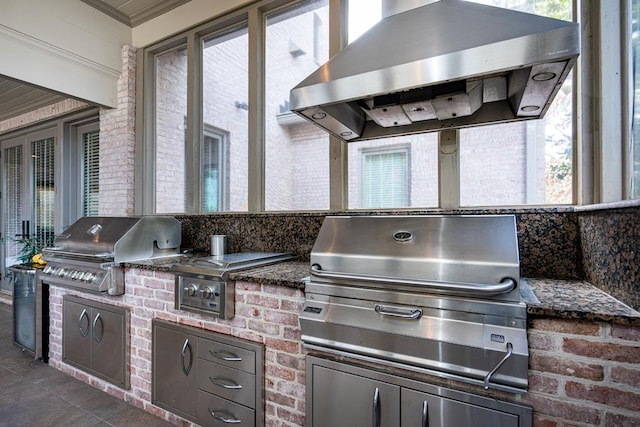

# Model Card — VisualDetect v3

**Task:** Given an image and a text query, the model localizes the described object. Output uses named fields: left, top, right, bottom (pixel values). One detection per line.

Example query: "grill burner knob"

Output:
left=56, top=268, right=67, bottom=277
left=83, top=272, right=96, bottom=282
left=199, top=287, right=215, bottom=299
left=184, top=284, right=198, bottom=297
left=43, top=265, right=54, bottom=274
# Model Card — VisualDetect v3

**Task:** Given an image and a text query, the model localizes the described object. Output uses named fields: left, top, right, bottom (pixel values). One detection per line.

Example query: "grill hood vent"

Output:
left=289, top=0, right=579, bottom=142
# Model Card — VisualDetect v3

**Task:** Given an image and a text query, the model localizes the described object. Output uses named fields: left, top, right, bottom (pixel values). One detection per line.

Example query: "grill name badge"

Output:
left=490, top=333, right=506, bottom=343
left=393, top=231, right=413, bottom=242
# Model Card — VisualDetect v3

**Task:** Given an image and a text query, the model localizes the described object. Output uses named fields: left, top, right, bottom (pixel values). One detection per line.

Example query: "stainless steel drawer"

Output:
left=198, top=359, right=256, bottom=408
left=197, top=390, right=255, bottom=427
left=199, top=337, right=256, bottom=374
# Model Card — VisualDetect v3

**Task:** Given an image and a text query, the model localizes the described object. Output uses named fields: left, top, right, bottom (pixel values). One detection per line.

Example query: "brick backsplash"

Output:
left=526, top=317, right=640, bottom=426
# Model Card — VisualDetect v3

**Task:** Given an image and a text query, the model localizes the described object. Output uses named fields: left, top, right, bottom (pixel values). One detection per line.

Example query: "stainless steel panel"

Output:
left=290, top=0, right=579, bottom=142
left=198, top=359, right=256, bottom=408
left=176, top=275, right=233, bottom=319
left=401, top=388, right=520, bottom=426
left=63, top=299, right=92, bottom=368
left=307, top=356, right=533, bottom=427
left=46, top=215, right=181, bottom=262
left=198, top=338, right=256, bottom=374
left=197, top=390, right=256, bottom=427
left=310, top=215, right=520, bottom=301
left=310, top=364, right=400, bottom=427
left=63, top=296, right=129, bottom=389
left=10, top=266, right=36, bottom=355
left=152, top=322, right=199, bottom=421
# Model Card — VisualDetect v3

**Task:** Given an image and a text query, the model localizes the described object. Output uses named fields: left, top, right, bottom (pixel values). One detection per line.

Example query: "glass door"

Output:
left=1, top=130, right=56, bottom=293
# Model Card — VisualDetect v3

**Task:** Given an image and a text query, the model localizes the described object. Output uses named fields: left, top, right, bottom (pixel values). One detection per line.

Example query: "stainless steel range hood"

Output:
left=289, top=0, right=580, bottom=142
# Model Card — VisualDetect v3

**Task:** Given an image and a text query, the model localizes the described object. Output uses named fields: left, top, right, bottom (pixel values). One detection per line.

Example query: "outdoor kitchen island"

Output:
left=42, top=255, right=640, bottom=427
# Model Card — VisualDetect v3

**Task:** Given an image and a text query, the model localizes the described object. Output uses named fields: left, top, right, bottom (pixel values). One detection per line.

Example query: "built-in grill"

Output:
left=40, top=216, right=181, bottom=296
left=300, top=215, right=528, bottom=394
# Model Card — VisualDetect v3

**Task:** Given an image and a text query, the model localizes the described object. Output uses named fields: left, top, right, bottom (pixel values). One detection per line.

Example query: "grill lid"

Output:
left=45, top=216, right=181, bottom=263
left=310, top=215, right=520, bottom=301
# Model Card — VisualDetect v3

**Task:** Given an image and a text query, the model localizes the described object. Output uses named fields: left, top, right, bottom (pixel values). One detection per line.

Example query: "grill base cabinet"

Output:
left=152, top=319, right=265, bottom=427
left=306, top=356, right=532, bottom=427
left=152, top=322, right=199, bottom=420
left=62, top=295, right=129, bottom=389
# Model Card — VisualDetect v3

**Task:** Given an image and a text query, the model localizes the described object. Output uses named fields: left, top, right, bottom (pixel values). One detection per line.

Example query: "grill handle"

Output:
left=484, top=342, right=514, bottom=389
left=310, top=264, right=516, bottom=296
left=374, top=304, right=422, bottom=319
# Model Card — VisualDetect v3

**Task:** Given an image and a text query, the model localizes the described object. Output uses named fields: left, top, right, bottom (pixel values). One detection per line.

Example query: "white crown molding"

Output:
left=0, top=24, right=119, bottom=108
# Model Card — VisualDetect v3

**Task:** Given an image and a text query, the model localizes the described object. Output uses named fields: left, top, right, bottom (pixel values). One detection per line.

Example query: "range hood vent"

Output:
left=289, top=0, right=579, bottom=142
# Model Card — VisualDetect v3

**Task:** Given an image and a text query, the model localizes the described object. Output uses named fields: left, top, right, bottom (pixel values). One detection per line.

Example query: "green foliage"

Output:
left=14, top=237, right=41, bottom=264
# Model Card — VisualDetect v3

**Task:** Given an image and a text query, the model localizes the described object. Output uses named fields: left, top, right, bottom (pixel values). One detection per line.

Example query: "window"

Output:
left=82, top=129, right=100, bottom=216
left=155, top=45, right=188, bottom=213
left=462, top=1, right=574, bottom=206
left=265, top=0, right=330, bottom=211
left=202, top=126, right=228, bottom=211
left=202, top=25, right=248, bottom=212
left=360, top=147, right=409, bottom=208
left=140, top=0, right=636, bottom=211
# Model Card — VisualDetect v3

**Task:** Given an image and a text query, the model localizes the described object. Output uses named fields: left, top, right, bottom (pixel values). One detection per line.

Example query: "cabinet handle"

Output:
left=422, top=400, right=429, bottom=427
left=209, top=349, right=242, bottom=362
left=208, top=408, right=242, bottom=424
left=209, top=376, right=243, bottom=390
left=78, top=309, right=90, bottom=337
left=92, top=313, right=104, bottom=343
left=372, top=387, right=381, bottom=427
left=180, top=338, right=193, bottom=376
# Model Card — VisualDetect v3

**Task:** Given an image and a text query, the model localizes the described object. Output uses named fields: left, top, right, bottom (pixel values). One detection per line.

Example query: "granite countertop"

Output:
left=126, top=258, right=640, bottom=326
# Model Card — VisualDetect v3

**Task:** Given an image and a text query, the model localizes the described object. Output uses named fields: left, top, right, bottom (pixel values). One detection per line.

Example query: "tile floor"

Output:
left=0, top=302, right=174, bottom=427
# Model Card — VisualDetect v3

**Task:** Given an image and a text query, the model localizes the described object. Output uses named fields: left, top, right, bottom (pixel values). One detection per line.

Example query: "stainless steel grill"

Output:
left=40, top=216, right=181, bottom=295
left=300, top=215, right=529, bottom=393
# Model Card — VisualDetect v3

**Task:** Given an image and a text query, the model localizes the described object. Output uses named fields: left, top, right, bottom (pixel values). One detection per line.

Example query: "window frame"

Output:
left=135, top=0, right=635, bottom=214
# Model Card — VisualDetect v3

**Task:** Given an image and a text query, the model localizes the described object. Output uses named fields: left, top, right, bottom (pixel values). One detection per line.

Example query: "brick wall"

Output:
left=47, top=271, right=307, bottom=427
left=0, top=99, right=90, bottom=133
left=98, top=44, right=137, bottom=216
left=526, top=318, right=640, bottom=426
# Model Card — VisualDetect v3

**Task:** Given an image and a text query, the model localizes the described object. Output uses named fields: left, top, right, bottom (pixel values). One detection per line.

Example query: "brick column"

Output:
left=99, top=44, right=137, bottom=215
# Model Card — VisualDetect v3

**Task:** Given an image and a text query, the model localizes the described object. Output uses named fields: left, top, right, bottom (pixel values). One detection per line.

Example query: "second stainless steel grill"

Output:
left=300, top=215, right=529, bottom=393
left=41, top=216, right=181, bottom=295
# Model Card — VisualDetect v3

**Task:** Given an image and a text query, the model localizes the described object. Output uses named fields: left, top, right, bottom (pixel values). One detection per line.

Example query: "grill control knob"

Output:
left=43, top=265, right=54, bottom=274
left=184, top=284, right=198, bottom=297
left=199, top=287, right=215, bottom=299
left=83, top=272, right=96, bottom=282
left=56, top=268, right=67, bottom=277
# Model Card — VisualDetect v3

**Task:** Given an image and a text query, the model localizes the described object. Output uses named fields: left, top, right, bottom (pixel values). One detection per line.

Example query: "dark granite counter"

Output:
left=125, top=259, right=640, bottom=326
left=522, top=278, right=640, bottom=326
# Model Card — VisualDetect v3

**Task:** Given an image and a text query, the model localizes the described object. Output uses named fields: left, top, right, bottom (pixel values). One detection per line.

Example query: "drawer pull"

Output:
left=209, top=408, right=242, bottom=424
left=209, top=349, right=242, bottom=362
left=210, top=376, right=243, bottom=390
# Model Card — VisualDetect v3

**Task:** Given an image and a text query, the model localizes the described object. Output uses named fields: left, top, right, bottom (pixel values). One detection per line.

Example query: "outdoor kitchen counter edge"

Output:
left=124, top=260, right=640, bottom=326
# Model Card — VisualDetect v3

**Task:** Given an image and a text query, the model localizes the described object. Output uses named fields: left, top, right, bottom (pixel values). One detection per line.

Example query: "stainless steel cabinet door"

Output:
left=401, top=388, right=520, bottom=427
left=310, top=365, right=400, bottom=427
left=62, top=299, right=92, bottom=369
left=90, top=307, right=126, bottom=387
left=153, top=323, right=198, bottom=421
